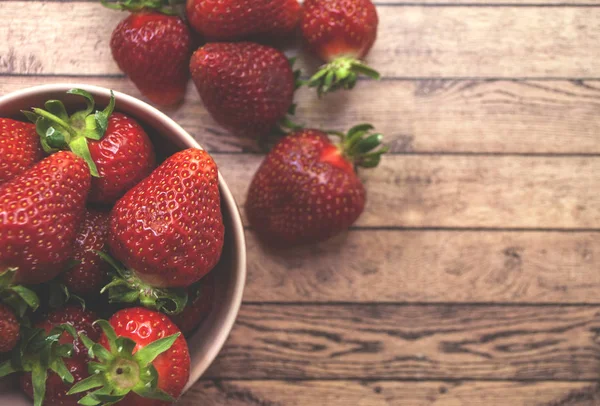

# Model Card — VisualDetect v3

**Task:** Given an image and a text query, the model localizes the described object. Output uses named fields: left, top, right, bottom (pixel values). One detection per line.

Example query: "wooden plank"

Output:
left=204, top=305, right=600, bottom=380
left=214, top=154, right=600, bottom=229
left=3, top=77, right=600, bottom=154
left=1, top=3, right=600, bottom=78
left=243, top=231, right=600, bottom=303
left=182, top=380, right=600, bottom=406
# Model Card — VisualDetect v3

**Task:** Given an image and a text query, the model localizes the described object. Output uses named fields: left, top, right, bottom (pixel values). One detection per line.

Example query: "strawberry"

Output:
left=105, top=0, right=194, bottom=105
left=0, top=303, right=19, bottom=353
left=0, top=118, right=44, bottom=185
left=186, top=0, right=301, bottom=41
left=190, top=42, right=296, bottom=139
left=301, top=0, right=380, bottom=95
left=103, top=148, right=224, bottom=313
left=0, top=151, right=91, bottom=285
left=68, top=307, right=190, bottom=405
left=246, top=125, right=388, bottom=245
left=60, top=209, right=111, bottom=298
left=25, top=89, right=156, bottom=205
left=4, top=307, right=100, bottom=406
left=170, top=271, right=215, bottom=335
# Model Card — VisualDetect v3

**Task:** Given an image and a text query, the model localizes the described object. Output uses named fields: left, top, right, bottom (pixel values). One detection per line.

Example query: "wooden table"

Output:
left=2, top=1, right=600, bottom=405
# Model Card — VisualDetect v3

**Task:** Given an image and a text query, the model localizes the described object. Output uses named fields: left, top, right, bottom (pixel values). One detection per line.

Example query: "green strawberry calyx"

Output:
left=101, top=0, right=184, bottom=15
left=331, top=124, right=390, bottom=169
left=23, top=88, right=116, bottom=177
left=68, top=320, right=178, bottom=405
left=0, top=268, right=40, bottom=318
left=0, top=323, right=78, bottom=406
left=307, top=56, right=380, bottom=97
left=98, top=252, right=188, bottom=316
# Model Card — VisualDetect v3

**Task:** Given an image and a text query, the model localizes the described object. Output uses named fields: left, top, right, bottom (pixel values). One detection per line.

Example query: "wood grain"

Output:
left=3, top=77, right=600, bottom=154
left=1, top=3, right=600, bottom=78
left=215, top=154, right=600, bottom=228
left=182, top=380, right=600, bottom=406
left=204, top=305, right=600, bottom=380
left=243, top=231, right=600, bottom=303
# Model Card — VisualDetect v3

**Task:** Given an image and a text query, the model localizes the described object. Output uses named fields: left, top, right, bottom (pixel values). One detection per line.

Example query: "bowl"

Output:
left=0, top=84, right=246, bottom=404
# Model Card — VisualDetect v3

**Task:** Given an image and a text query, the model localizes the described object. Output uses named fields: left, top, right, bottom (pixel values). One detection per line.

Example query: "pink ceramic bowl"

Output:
left=0, top=84, right=246, bottom=404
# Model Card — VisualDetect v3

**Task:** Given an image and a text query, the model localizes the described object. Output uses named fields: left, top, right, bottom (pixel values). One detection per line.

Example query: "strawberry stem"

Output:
left=337, top=123, right=389, bottom=169
left=307, top=56, right=380, bottom=97
left=101, top=0, right=183, bottom=15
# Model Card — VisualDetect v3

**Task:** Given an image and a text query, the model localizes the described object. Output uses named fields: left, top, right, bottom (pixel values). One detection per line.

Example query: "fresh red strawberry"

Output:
left=0, top=118, right=44, bottom=185
left=60, top=209, right=111, bottom=298
left=68, top=307, right=190, bottom=405
left=170, top=271, right=215, bottom=335
left=0, top=151, right=91, bottom=284
left=0, top=304, right=19, bottom=353
left=17, top=307, right=100, bottom=406
left=190, top=42, right=296, bottom=139
left=246, top=125, right=388, bottom=245
left=186, top=0, right=301, bottom=41
left=20, top=357, right=91, bottom=406
left=107, top=1, right=193, bottom=106
left=25, top=89, right=156, bottom=205
left=103, top=148, right=224, bottom=313
left=301, top=0, right=380, bottom=95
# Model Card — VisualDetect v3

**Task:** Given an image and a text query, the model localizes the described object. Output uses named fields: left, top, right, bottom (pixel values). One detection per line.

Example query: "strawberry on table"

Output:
left=103, top=148, right=224, bottom=313
left=0, top=303, right=19, bottom=353
left=25, top=89, right=156, bottom=205
left=0, top=151, right=91, bottom=285
left=0, top=118, right=44, bottom=185
left=60, top=209, right=111, bottom=299
left=190, top=42, right=296, bottom=139
left=246, top=125, right=388, bottom=246
left=186, top=0, right=301, bottom=41
left=301, top=0, right=380, bottom=96
left=105, top=0, right=194, bottom=105
left=68, top=307, right=190, bottom=405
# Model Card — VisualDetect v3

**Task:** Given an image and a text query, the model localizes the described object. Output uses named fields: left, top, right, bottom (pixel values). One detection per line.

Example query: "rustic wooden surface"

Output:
left=2, top=0, right=600, bottom=404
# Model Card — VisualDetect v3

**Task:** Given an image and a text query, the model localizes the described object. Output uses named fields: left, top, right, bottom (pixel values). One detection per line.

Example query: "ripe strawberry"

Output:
left=0, top=304, right=19, bottom=353
left=20, top=306, right=101, bottom=406
left=190, top=42, right=296, bottom=139
left=60, top=209, right=111, bottom=298
left=170, top=271, right=215, bottom=335
left=0, top=151, right=91, bottom=284
left=68, top=307, right=190, bottom=405
left=0, top=118, right=44, bottom=185
left=301, top=0, right=380, bottom=95
left=104, top=149, right=224, bottom=312
left=26, top=89, right=156, bottom=205
left=104, top=0, right=193, bottom=105
left=186, top=0, right=301, bottom=41
left=246, top=125, right=388, bottom=245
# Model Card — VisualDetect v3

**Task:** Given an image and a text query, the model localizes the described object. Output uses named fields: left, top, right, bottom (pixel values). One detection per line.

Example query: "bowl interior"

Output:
left=0, top=84, right=246, bottom=403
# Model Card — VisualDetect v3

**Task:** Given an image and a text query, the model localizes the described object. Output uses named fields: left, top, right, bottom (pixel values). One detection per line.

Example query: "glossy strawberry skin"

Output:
left=60, top=209, right=111, bottom=297
left=20, top=307, right=101, bottom=405
left=190, top=42, right=295, bottom=139
left=186, top=0, right=301, bottom=41
left=100, top=307, right=190, bottom=404
left=0, top=118, right=44, bottom=185
left=109, top=149, right=224, bottom=288
left=86, top=112, right=156, bottom=205
left=21, top=357, right=91, bottom=406
left=0, top=152, right=91, bottom=284
left=246, top=130, right=366, bottom=245
left=0, top=304, right=19, bottom=353
left=301, top=0, right=378, bottom=61
left=111, top=12, right=193, bottom=106
left=170, top=271, right=215, bottom=335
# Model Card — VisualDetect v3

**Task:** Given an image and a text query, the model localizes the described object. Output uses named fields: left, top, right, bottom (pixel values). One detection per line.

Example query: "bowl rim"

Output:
left=0, top=83, right=247, bottom=394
